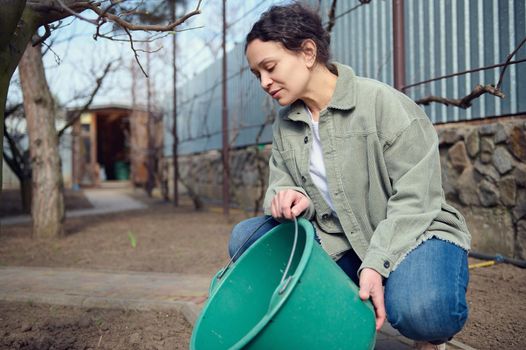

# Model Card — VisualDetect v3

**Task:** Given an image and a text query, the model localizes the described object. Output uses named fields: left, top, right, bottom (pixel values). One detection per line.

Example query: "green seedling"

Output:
left=127, top=231, right=137, bottom=248
left=89, top=316, right=106, bottom=331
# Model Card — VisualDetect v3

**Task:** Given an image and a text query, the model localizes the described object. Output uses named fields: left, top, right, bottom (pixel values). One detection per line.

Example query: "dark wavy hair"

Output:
left=245, top=2, right=333, bottom=69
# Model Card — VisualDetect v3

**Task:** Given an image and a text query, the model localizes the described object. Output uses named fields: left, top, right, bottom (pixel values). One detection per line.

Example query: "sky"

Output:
left=3, top=0, right=292, bottom=184
left=7, top=0, right=288, bottom=112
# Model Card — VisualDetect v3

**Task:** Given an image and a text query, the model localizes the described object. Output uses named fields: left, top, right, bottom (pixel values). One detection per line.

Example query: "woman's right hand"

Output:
left=271, top=190, right=311, bottom=220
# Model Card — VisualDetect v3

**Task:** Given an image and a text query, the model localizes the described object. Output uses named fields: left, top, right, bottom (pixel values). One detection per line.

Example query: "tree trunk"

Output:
left=1, top=1, right=95, bottom=192
left=146, top=44, right=155, bottom=197
left=20, top=176, right=32, bottom=213
left=171, top=0, right=179, bottom=206
left=0, top=77, right=8, bottom=191
left=0, top=1, right=37, bottom=191
left=18, top=43, right=65, bottom=238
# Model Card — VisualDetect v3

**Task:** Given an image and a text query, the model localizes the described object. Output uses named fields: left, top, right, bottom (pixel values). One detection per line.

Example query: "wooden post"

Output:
left=393, top=0, right=406, bottom=91
left=172, top=0, right=179, bottom=206
left=221, top=0, right=230, bottom=216
left=146, top=41, right=155, bottom=196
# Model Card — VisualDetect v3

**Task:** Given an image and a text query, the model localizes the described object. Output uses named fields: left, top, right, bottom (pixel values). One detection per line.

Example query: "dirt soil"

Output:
left=0, top=199, right=525, bottom=349
left=0, top=301, right=191, bottom=350
left=0, top=189, right=93, bottom=218
left=458, top=258, right=526, bottom=350
left=0, top=204, right=237, bottom=275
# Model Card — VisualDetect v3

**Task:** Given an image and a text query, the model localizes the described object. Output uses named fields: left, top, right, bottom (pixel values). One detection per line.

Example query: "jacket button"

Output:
left=383, top=261, right=390, bottom=269
left=304, top=136, right=309, bottom=144
left=301, top=176, right=306, bottom=183
left=321, top=213, right=330, bottom=220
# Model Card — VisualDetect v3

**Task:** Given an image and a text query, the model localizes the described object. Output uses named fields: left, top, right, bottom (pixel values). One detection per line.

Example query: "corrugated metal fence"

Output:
left=173, top=0, right=526, bottom=155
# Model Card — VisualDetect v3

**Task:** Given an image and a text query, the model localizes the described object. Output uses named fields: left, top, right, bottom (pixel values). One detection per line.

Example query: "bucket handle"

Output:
left=277, top=217, right=299, bottom=295
left=216, top=216, right=275, bottom=282
left=214, top=216, right=300, bottom=296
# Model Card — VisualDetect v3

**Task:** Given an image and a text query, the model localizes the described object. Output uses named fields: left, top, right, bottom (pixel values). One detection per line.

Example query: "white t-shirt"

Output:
left=305, top=106, right=336, bottom=213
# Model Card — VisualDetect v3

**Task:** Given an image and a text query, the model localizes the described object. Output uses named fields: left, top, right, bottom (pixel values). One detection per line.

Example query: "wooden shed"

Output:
left=70, top=106, right=163, bottom=188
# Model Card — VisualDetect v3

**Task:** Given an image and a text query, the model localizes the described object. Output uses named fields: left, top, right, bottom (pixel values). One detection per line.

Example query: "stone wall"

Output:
left=175, top=146, right=271, bottom=214
left=168, top=116, right=526, bottom=259
left=437, top=117, right=526, bottom=259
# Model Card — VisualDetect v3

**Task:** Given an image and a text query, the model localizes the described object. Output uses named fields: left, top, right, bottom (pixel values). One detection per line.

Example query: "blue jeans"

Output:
left=228, top=216, right=469, bottom=344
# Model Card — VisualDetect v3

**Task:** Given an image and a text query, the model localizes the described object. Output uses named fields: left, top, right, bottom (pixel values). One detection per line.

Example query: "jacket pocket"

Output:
left=280, top=149, right=301, bottom=185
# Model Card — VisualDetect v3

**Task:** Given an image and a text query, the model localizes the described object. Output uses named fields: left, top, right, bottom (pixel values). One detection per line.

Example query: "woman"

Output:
left=228, top=3, right=470, bottom=349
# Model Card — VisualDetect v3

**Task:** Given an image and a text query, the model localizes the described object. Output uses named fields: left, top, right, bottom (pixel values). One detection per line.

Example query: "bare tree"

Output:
left=18, top=42, right=65, bottom=237
left=3, top=58, right=112, bottom=217
left=0, top=0, right=203, bottom=189
left=2, top=103, right=32, bottom=212
left=0, top=0, right=202, bottom=238
left=414, top=36, right=526, bottom=109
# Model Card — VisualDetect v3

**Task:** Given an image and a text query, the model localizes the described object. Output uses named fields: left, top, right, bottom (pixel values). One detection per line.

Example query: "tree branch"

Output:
left=31, top=23, right=51, bottom=46
left=2, top=150, right=22, bottom=179
left=0, top=0, right=27, bottom=50
left=4, top=103, right=23, bottom=119
left=123, top=26, right=148, bottom=77
left=3, top=123, right=24, bottom=178
left=329, top=0, right=371, bottom=23
left=413, top=35, right=525, bottom=109
left=57, top=61, right=113, bottom=138
left=325, top=0, right=337, bottom=34
left=415, top=84, right=505, bottom=109
left=55, top=0, right=99, bottom=24
left=84, top=0, right=203, bottom=32
left=497, top=36, right=526, bottom=90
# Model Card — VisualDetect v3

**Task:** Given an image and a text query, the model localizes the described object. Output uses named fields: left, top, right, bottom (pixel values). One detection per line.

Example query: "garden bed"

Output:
left=1, top=203, right=525, bottom=349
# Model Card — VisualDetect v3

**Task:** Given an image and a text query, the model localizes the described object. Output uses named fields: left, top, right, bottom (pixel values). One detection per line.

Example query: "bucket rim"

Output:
left=190, top=218, right=315, bottom=350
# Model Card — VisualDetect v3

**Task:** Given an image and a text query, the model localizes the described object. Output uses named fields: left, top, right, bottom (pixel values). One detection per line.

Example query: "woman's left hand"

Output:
left=359, top=268, right=386, bottom=331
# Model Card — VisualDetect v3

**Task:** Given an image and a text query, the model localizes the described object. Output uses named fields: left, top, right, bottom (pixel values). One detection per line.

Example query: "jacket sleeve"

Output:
left=263, top=121, right=315, bottom=219
left=358, top=117, right=443, bottom=278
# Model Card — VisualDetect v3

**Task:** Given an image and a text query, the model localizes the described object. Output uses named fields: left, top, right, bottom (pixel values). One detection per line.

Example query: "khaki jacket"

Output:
left=263, top=62, right=471, bottom=278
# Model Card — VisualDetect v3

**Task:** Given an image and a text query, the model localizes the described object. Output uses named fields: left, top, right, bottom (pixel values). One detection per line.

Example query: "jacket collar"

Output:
left=284, top=62, right=357, bottom=122
left=328, top=62, right=357, bottom=111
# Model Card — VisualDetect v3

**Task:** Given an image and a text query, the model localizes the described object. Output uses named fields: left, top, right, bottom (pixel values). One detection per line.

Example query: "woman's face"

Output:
left=246, top=39, right=312, bottom=106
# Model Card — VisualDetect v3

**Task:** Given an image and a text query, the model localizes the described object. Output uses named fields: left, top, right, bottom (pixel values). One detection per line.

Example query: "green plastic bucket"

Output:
left=190, top=218, right=376, bottom=349
left=114, top=161, right=130, bottom=180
